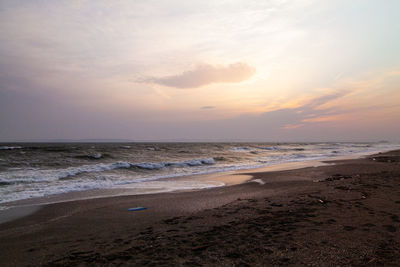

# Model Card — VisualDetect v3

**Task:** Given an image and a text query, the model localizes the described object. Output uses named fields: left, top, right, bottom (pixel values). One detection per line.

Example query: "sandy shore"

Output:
left=0, top=152, right=358, bottom=213
left=1, top=150, right=399, bottom=266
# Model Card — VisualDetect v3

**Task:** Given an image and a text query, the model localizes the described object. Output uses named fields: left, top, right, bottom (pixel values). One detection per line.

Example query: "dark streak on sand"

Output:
left=1, top=150, right=400, bottom=266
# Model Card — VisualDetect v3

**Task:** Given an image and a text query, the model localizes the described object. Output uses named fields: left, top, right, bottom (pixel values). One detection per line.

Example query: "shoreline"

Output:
left=1, top=149, right=399, bottom=265
left=0, top=151, right=369, bottom=219
left=0, top=149, right=391, bottom=224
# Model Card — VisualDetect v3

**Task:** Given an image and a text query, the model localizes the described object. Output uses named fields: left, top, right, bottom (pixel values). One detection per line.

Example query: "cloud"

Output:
left=145, top=62, right=256, bottom=88
left=283, top=123, right=305, bottom=130
left=249, top=90, right=350, bottom=132
left=305, top=91, right=349, bottom=109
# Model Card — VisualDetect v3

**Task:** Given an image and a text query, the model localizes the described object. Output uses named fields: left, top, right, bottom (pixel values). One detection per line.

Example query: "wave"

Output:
left=0, top=162, right=132, bottom=184
left=257, top=146, right=281, bottom=150
left=0, top=158, right=216, bottom=184
left=0, top=146, right=22, bottom=150
left=75, top=153, right=104, bottom=160
left=257, top=146, right=305, bottom=151
left=232, top=146, right=306, bottom=153
left=2, top=143, right=398, bottom=206
left=230, top=147, right=250, bottom=152
left=57, top=162, right=131, bottom=179
left=292, top=154, right=307, bottom=158
left=132, top=158, right=215, bottom=169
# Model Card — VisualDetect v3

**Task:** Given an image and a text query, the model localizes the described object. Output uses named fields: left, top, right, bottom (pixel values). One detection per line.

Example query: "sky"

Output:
left=0, top=0, right=399, bottom=142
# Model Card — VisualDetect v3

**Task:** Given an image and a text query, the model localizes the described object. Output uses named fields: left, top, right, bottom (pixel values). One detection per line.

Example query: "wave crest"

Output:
left=0, top=158, right=216, bottom=184
left=0, top=146, right=22, bottom=150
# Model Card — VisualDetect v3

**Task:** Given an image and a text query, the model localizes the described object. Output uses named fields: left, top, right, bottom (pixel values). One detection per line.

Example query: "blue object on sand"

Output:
left=127, top=207, right=147, bottom=211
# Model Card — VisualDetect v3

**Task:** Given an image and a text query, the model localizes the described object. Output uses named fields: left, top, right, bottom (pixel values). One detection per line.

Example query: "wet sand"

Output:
left=1, top=150, right=400, bottom=266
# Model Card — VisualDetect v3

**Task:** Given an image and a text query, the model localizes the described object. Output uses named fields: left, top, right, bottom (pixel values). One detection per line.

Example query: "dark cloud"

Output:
left=306, top=91, right=349, bottom=108
left=145, top=62, right=256, bottom=88
left=201, top=106, right=215, bottom=109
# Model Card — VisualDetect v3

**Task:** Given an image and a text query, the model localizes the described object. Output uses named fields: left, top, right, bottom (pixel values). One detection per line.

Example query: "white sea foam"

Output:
left=0, top=178, right=226, bottom=206
left=89, top=153, right=102, bottom=159
left=132, top=162, right=166, bottom=169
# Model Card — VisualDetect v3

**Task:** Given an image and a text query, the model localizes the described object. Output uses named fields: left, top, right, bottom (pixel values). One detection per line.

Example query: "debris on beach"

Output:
left=325, top=174, right=352, bottom=181
left=127, top=207, right=147, bottom=211
left=252, top=179, right=265, bottom=185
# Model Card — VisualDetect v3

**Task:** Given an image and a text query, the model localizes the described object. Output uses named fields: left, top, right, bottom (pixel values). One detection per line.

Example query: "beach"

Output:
left=2, top=1, right=399, bottom=266
left=1, top=150, right=399, bottom=266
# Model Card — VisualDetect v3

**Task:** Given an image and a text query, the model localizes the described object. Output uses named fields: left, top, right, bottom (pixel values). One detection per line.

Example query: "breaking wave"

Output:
left=0, top=158, right=216, bottom=185
left=0, top=146, right=22, bottom=150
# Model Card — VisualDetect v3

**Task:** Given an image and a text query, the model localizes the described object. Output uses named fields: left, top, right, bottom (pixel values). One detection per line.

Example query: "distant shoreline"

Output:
left=0, top=140, right=394, bottom=143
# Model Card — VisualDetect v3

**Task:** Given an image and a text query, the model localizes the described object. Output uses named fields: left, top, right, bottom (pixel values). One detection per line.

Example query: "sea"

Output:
left=0, top=142, right=398, bottom=209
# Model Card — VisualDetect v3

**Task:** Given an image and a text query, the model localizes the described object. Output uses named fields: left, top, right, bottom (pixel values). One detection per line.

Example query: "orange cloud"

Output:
left=283, top=123, right=305, bottom=129
left=302, top=115, right=342, bottom=123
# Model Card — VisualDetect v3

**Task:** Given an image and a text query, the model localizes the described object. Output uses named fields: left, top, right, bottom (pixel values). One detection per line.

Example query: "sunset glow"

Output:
left=1, top=0, right=399, bottom=141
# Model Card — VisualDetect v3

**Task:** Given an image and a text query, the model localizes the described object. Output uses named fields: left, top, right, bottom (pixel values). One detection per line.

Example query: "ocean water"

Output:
left=0, top=142, right=398, bottom=207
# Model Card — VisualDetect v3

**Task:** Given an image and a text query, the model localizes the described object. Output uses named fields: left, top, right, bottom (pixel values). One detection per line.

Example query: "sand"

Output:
left=0, top=150, right=399, bottom=266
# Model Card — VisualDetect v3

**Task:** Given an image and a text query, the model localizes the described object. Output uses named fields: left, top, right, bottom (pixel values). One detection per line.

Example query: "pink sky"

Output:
left=0, top=0, right=399, bottom=142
